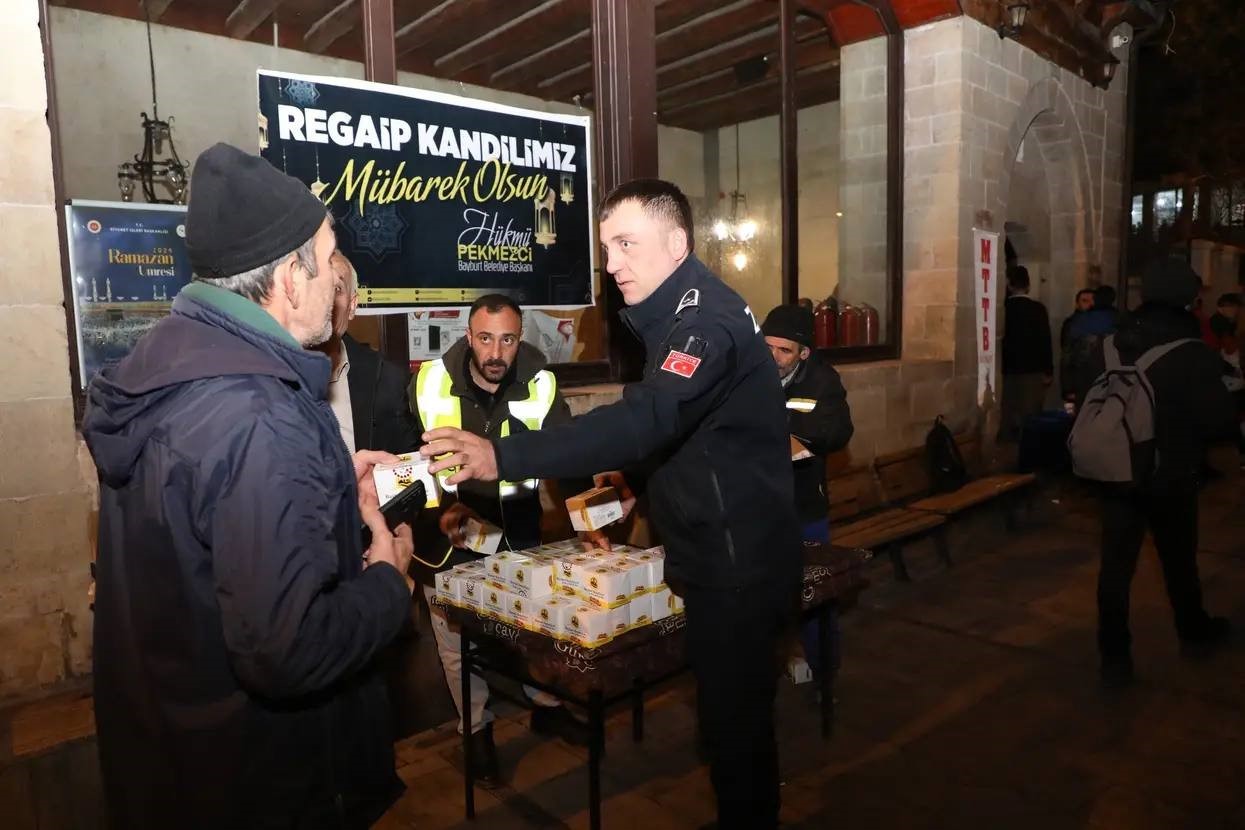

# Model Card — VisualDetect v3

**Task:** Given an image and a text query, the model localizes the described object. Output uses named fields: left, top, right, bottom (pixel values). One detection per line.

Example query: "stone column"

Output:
left=0, top=1, right=94, bottom=696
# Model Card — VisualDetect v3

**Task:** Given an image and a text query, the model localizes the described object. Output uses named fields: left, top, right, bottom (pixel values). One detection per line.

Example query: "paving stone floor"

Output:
left=4, top=465, right=1245, bottom=829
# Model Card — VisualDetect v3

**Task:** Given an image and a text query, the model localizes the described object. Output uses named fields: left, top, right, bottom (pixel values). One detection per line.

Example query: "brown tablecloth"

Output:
left=440, top=544, right=871, bottom=700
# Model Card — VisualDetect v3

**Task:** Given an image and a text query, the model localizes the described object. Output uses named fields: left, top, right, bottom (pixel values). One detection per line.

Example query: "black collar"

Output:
left=620, top=255, right=703, bottom=339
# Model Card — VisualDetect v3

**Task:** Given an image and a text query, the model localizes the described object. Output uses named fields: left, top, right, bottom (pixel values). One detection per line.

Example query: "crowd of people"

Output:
left=82, top=141, right=1242, bottom=829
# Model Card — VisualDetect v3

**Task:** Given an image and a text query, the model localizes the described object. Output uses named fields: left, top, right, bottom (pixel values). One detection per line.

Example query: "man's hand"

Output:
left=419, top=428, right=499, bottom=485
left=580, top=529, right=612, bottom=552
left=361, top=502, right=415, bottom=594
left=593, top=471, right=636, bottom=520
left=353, top=450, right=400, bottom=509
left=439, top=501, right=478, bottom=549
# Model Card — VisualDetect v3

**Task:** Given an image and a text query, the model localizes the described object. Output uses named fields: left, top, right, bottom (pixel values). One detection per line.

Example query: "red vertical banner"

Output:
left=972, top=229, right=1000, bottom=406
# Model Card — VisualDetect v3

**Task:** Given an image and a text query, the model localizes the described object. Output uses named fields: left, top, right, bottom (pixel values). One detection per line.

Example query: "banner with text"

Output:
left=65, top=200, right=191, bottom=388
left=972, top=228, right=1000, bottom=407
left=258, top=70, right=594, bottom=313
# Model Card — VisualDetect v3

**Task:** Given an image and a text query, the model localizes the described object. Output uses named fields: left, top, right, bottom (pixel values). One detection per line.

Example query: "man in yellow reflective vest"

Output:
left=409, top=294, right=598, bottom=785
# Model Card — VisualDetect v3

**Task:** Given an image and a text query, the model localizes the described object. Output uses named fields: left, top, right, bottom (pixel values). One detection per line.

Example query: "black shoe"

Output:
left=1100, top=655, right=1135, bottom=689
left=1180, top=616, right=1232, bottom=656
left=530, top=705, right=591, bottom=747
left=466, top=724, right=502, bottom=788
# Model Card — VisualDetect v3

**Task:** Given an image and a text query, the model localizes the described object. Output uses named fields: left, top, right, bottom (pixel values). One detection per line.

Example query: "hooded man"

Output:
left=83, top=143, right=416, bottom=829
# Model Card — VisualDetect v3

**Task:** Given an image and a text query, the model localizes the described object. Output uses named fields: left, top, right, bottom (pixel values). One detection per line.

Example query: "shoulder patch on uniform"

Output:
left=660, top=349, right=701, bottom=379
left=675, top=289, right=700, bottom=316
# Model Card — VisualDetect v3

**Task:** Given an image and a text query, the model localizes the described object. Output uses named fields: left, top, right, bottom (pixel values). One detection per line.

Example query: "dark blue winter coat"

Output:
left=83, top=281, right=410, bottom=829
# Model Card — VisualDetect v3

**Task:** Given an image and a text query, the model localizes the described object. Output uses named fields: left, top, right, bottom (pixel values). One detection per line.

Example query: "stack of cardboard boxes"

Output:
left=435, top=541, right=685, bottom=648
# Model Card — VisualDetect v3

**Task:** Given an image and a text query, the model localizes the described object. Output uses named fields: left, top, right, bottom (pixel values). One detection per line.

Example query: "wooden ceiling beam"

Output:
left=304, top=0, right=357, bottom=53
left=659, top=15, right=823, bottom=91
left=225, top=0, right=283, bottom=39
left=490, top=28, right=591, bottom=92
left=142, top=0, right=176, bottom=20
left=540, top=0, right=782, bottom=102
left=658, top=34, right=836, bottom=113
left=662, top=61, right=840, bottom=131
left=435, top=0, right=587, bottom=79
left=395, top=0, right=546, bottom=60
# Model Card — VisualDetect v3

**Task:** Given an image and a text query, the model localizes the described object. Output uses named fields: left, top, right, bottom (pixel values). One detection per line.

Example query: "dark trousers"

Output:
left=798, top=518, right=840, bottom=675
left=684, top=576, right=794, bottom=830
left=1098, top=480, right=1210, bottom=658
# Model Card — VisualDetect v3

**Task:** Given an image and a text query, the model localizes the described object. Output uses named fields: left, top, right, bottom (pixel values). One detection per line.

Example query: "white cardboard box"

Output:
left=461, top=517, right=503, bottom=555
left=510, top=557, right=557, bottom=599
left=482, top=585, right=510, bottom=621
left=534, top=596, right=574, bottom=638
left=627, top=593, right=653, bottom=629
left=372, top=453, right=441, bottom=508
left=457, top=573, right=488, bottom=610
left=565, top=487, right=624, bottom=532
left=650, top=584, right=673, bottom=621
left=565, top=605, right=614, bottom=647
left=582, top=565, right=632, bottom=608
left=553, top=553, right=600, bottom=595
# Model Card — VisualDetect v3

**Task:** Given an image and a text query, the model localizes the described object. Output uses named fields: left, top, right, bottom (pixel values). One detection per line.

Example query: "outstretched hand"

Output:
left=419, top=428, right=499, bottom=485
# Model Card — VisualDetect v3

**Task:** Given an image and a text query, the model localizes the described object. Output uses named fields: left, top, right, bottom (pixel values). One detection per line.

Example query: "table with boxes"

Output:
left=435, top=540, right=684, bottom=648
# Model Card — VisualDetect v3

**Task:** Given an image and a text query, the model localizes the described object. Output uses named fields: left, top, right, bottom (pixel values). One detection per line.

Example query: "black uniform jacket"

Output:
left=495, top=255, right=801, bottom=590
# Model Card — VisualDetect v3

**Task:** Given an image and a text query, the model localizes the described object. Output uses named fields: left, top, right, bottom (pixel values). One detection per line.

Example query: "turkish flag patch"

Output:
left=660, top=350, right=701, bottom=378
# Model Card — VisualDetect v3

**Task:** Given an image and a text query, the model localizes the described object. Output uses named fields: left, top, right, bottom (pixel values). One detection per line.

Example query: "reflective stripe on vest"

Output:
left=785, top=398, right=817, bottom=413
left=414, top=359, right=557, bottom=500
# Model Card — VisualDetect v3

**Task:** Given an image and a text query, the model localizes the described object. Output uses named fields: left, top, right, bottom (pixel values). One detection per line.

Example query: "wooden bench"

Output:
left=827, top=461, right=948, bottom=582
left=907, top=435, right=1037, bottom=527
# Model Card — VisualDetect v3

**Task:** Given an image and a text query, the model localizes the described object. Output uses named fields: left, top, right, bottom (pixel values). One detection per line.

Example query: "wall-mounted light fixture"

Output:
left=997, top=2, right=1030, bottom=40
left=1102, top=58, right=1119, bottom=86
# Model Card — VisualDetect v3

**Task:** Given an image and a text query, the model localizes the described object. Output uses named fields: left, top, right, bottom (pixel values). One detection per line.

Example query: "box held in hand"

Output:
left=566, top=486, right=624, bottom=532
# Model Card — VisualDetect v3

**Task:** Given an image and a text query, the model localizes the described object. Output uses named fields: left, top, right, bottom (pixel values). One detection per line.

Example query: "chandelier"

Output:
left=117, top=3, right=189, bottom=204
left=711, top=124, right=757, bottom=271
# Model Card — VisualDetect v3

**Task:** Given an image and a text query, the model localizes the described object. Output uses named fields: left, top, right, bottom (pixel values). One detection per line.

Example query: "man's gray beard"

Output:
left=301, top=309, right=334, bottom=348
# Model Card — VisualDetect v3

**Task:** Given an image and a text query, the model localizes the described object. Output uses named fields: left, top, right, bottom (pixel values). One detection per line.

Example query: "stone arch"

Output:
left=998, top=76, right=1099, bottom=347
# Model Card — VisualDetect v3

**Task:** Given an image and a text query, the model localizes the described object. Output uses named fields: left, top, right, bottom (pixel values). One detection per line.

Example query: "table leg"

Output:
left=632, top=680, right=644, bottom=743
left=589, top=690, right=604, bottom=830
left=461, top=628, right=475, bottom=820
left=818, top=606, right=834, bottom=740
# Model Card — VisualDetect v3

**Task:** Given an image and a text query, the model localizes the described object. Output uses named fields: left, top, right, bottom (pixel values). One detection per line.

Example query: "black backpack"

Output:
left=925, top=416, right=968, bottom=493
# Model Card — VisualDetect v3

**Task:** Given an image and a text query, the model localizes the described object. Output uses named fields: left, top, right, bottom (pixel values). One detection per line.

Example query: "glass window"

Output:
left=1152, top=188, right=1182, bottom=238
left=1130, top=195, right=1144, bottom=232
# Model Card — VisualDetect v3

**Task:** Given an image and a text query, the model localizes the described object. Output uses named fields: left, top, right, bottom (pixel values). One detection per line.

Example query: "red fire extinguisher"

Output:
left=838, top=304, right=864, bottom=347
left=861, top=302, right=880, bottom=345
left=814, top=300, right=837, bottom=348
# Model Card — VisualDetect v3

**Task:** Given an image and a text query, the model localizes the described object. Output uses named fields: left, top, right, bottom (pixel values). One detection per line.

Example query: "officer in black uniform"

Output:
left=421, top=179, right=800, bottom=830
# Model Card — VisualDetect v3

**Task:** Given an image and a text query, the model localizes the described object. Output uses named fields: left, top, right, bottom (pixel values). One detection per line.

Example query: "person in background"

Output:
left=409, top=294, right=600, bottom=785
left=316, top=251, right=420, bottom=456
left=1060, top=288, right=1096, bottom=352
left=83, top=143, right=415, bottom=829
left=1000, top=265, right=1053, bottom=439
left=1079, top=256, right=1236, bottom=686
left=1063, top=284, right=1119, bottom=404
left=419, top=179, right=801, bottom=830
left=1207, top=294, right=1244, bottom=467
left=762, top=303, right=854, bottom=683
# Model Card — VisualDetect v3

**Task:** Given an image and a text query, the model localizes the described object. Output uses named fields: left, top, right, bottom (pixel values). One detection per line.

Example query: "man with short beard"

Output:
left=84, top=143, right=416, bottom=829
left=409, top=294, right=600, bottom=784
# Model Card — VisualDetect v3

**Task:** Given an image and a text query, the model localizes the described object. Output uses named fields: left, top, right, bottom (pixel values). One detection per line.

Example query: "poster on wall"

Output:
left=257, top=70, right=595, bottom=314
left=972, top=228, right=1000, bottom=406
left=65, top=200, right=191, bottom=389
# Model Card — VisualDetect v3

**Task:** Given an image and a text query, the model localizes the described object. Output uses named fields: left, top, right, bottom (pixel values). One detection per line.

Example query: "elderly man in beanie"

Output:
left=762, top=304, right=854, bottom=680
left=1078, top=257, right=1236, bottom=687
left=84, top=143, right=416, bottom=829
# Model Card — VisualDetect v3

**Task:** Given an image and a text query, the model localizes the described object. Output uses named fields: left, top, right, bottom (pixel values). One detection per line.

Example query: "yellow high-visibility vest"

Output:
left=414, top=358, right=557, bottom=501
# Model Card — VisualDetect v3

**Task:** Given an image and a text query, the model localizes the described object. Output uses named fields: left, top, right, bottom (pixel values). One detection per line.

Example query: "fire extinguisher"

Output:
left=861, top=302, right=880, bottom=345
left=838, top=304, right=864, bottom=347
left=814, top=300, right=837, bottom=348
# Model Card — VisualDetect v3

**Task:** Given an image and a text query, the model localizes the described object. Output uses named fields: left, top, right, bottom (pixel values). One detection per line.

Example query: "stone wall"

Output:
left=0, top=1, right=95, bottom=699
left=902, top=16, right=1130, bottom=418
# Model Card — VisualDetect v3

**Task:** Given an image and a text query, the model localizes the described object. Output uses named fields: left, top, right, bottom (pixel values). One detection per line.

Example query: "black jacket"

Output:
left=343, top=333, right=420, bottom=455
left=1002, top=294, right=1053, bottom=375
left=408, top=338, right=587, bottom=583
left=1078, top=302, right=1236, bottom=485
left=495, top=255, right=801, bottom=590
left=785, top=359, right=854, bottom=522
left=82, top=283, right=409, bottom=830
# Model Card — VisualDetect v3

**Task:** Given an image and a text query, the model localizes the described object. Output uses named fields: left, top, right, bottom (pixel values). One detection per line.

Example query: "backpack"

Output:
left=925, top=416, right=968, bottom=493
left=1066, top=335, right=1197, bottom=483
